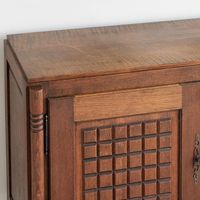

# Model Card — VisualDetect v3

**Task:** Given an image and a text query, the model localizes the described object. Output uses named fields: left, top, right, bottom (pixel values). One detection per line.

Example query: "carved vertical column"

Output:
left=29, top=86, right=45, bottom=200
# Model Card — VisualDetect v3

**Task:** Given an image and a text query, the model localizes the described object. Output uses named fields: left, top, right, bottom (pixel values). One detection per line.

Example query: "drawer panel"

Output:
left=76, top=111, right=179, bottom=200
left=74, top=85, right=182, bottom=122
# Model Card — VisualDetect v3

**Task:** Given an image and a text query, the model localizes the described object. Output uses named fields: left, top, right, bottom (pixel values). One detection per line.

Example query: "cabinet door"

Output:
left=49, top=85, right=182, bottom=200
left=181, top=82, right=200, bottom=200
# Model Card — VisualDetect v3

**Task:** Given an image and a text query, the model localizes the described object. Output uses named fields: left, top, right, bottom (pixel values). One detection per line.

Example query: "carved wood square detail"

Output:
left=80, top=111, right=178, bottom=200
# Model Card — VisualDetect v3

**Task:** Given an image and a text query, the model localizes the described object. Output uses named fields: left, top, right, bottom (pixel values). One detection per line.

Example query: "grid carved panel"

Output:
left=81, top=112, right=178, bottom=200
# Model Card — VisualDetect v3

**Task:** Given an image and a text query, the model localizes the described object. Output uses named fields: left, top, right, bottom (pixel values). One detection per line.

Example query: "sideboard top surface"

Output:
left=7, top=18, right=200, bottom=83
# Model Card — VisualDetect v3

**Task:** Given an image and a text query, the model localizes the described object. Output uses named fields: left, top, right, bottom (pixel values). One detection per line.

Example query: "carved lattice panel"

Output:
left=77, top=111, right=178, bottom=200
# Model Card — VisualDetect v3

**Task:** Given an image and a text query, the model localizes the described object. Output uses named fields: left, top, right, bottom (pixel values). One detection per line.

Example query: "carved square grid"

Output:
left=82, top=119, right=172, bottom=200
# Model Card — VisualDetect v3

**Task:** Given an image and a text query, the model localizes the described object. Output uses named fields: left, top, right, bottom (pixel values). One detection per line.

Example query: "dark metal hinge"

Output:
left=44, top=114, right=49, bottom=156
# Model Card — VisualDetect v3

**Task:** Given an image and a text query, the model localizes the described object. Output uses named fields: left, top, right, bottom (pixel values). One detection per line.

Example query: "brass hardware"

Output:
left=193, top=134, right=200, bottom=184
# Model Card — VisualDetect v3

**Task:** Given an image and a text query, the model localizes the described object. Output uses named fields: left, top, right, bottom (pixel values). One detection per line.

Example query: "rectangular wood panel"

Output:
left=76, top=111, right=179, bottom=200
left=74, top=85, right=182, bottom=122
left=182, top=82, right=200, bottom=200
left=7, top=19, right=200, bottom=83
left=9, top=71, right=28, bottom=200
left=49, top=97, right=75, bottom=200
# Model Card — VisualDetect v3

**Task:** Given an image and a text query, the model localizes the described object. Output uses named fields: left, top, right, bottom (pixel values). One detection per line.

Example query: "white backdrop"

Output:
left=0, top=0, right=200, bottom=199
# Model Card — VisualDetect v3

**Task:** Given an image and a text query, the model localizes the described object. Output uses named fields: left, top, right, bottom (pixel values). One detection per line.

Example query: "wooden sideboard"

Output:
left=5, top=18, right=200, bottom=200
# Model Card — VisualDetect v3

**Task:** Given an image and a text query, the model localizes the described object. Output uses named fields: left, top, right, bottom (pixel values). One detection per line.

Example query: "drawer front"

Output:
left=76, top=111, right=179, bottom=200
left=74, top=85, right=182, bottom=122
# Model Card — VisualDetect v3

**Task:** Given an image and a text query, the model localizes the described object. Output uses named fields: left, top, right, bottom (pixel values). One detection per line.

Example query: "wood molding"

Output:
left=74, top=85, right=182, bottom=122
left=47, top=64, right=200, bottom=98
left=29, top=86, right=45, bottom=200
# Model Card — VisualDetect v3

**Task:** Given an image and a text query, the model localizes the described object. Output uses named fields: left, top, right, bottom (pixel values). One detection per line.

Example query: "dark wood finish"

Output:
left=181, top=82, right=200, bottom=200
left=7, top=18, right=200, bottom=83
left=47, top=64, right=200, bottom=97
left=29, top=87, right=45, bottom=200
left=48, top=97, right=75, bottom=200
left=5, top=19, right=200, bottom=200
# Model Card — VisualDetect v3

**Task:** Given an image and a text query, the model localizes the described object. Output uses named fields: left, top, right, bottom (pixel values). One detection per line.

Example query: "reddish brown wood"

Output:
left=48, top=97, right=75, bottom=200
left=47, top=64, right=200, bottom=98
left=7, top=18, right=200, bottom=83
left=76, top=111, right=179, bottom=200
left=5, top=40, right=27, bottom=93
left=6, top=19, right=200, bottom=200
left=181, top=82, right=200, bottom=200
left=9, top=70, right=28, bottom=200
left=29, top=87, right=45, bottom=200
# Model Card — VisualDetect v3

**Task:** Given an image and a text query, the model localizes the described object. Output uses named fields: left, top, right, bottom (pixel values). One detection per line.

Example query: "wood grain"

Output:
left=5, top=41, right=27, bottom=93
left=29, top=87, right=45, bottom=200
left=74, top=85, right=182, bottom=121
left=49, top=97, right=75, bottom=200
left=6, top=18, right=200, bottom=200
left=9, top=71, right=28, bottom=200
left=7, top=18, right=200, bottom=83
left=76, top=111, right=179, bottom=199
left=181, top=82, right=200, bottom=200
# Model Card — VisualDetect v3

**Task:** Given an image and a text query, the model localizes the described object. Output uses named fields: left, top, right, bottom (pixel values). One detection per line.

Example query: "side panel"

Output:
left=5, top=39, right=29, bottom=200
left=9, top=70, right=28, bottom=200
left=182, top=82, right=200, bottom=200
left=49, top=97, right=75, bottom=200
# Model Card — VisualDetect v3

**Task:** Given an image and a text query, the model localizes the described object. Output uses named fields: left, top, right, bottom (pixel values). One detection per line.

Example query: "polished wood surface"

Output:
left=182, top=83, right=200, bottom=200
left=9, top=70, right=28, bottom=200
left=29, top=87, right=45, bottom=200
left=74, top=85, right=182, bottom=121
left=7, top=18, right=200, bottom=83
left=47, top=64, right=200, bottom=98
left=5, top=19, right=200, bottom=200
left=5, top=42, right=27, bottom=94
left=76, top=111, right=179, bottom=199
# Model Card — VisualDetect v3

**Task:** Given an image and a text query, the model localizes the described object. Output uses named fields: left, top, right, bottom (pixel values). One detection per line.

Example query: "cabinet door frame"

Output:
left=48, top=97, right=75, bottom=200
left=48, top=84, right=183, bottom=200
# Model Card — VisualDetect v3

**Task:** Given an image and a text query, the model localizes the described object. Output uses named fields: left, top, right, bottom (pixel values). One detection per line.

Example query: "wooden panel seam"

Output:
left=74, top=85, right=182, bottom=122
